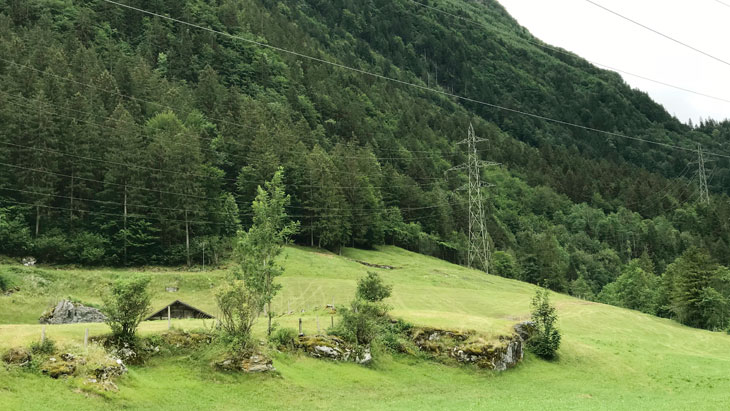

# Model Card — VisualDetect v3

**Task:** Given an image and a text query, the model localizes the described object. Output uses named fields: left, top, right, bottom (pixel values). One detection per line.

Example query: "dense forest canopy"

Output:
left=1, top=0, right=730, bottom=330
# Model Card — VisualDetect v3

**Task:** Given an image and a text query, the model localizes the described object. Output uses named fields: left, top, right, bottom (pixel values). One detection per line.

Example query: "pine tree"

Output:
left=306, top=145, right=350, bottom=252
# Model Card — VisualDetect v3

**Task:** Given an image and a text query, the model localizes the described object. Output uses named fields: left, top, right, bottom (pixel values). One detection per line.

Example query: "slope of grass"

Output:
left=1, top=246, right=729, bottom=410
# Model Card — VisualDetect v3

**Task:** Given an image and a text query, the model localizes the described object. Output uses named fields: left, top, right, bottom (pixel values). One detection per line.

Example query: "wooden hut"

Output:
left=145, top=300, right=214, bottom=321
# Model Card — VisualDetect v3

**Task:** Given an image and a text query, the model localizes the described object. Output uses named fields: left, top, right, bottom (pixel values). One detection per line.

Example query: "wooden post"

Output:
left=298, top=318, right=303, bottom=336
left=331, top=315, right=334, bottom=328
left=167, top=306, right=171, bottom=330
left=41, top=325, right=46, bottom=343
left=84, top=328, right=89, bottom=349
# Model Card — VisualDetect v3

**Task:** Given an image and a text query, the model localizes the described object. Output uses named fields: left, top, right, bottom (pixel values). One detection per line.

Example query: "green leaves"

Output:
left=102, top=275, right=152, bottom=342
left=356, top=271, right=392, bottom=303
left=528, top=287, right=561, bottom=360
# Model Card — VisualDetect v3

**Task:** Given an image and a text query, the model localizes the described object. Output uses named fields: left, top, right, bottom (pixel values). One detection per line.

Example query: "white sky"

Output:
left=496, top=0, right=730, bottom=124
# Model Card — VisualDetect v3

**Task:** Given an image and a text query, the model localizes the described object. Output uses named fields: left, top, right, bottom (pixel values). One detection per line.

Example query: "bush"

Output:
left=29, top=338, right=56, bottom=355
left=103, top=275, right=152, bottom=343
left=330, top=300, right=386, bottom=346
left=269, top=327, right=298, bottom=349
left=0, top=272, right=8, bottom=292
left=70, top=232, right=108, bottom=265
left=34, top=230, right=73, bottom=263
left=215, top=279, right=260, bottom=350
left=356, top=271, right=392, bottom=302
left=527, top=288, right=561, bottom=360
left=378, top=318, right=415, bottom=353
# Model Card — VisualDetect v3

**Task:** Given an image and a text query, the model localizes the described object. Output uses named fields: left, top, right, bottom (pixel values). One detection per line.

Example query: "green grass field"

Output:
left=1, top=246, right=729, bottom=410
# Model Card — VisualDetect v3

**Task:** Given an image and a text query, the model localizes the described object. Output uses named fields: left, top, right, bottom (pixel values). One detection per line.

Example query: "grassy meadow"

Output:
left=1, top=246, right=729, bottom=410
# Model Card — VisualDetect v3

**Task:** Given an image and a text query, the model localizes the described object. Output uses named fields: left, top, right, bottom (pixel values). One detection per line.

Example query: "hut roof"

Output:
left=145, top=300, right=215, bottom=321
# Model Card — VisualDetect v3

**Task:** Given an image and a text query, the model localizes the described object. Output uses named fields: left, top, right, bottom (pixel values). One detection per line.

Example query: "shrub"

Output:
left=527, top=287, right=561, bottom=360
left=70, top=232, right=108, bottom=265
left=356, top=271, right=392, bottom=302
left=330, top=300, right=386, bottom=346
left=103, top=275, right=152, bottom=343
left=0, top=272, right=8, bottom=292
left=215, top=279, right=260, bottom=350
left=378, top=318, right=415, bottom=353
left=269, top=327, right=298, bottom=349
left=34, top=230, right=73, bottom=263
left=29, top=338, right=56, bottom=355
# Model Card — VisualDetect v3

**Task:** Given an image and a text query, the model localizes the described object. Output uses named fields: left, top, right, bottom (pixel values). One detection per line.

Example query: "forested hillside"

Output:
left=1, top=0, right=729, bottom=330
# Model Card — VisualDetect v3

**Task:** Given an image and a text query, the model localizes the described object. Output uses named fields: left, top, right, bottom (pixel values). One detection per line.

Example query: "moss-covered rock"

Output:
left=2, top=347, right=32, bottom=366
left=214, top=352, right=275, bottom=373
left=295, top=335, right=371, bottom=364
left=410, top=326, right=525, bottom=371
left=160, top=330, right=214, bottom=348
left=42, top=357, right=77, bottom=378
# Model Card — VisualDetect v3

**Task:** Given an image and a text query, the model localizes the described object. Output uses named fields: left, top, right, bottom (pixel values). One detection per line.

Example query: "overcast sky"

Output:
left=496, top=0, right=730, bottom=124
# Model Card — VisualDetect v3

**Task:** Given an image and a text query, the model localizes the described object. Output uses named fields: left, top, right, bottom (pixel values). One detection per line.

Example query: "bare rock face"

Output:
left=39, top=300, right=106, bottom=324
left=513, top=321, right=536, bottom=342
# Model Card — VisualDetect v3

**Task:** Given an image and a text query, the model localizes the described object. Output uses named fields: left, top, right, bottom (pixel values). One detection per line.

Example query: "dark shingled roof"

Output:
left=145, top=300, right=215, bottom=321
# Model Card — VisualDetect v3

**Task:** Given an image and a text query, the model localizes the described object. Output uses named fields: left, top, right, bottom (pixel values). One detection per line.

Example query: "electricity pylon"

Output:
left=447, top=123, right=498, bottom=273
left=698, top=144, right=710, bottom=205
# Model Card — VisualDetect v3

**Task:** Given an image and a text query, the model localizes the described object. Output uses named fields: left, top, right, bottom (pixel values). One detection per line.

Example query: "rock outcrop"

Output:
left=295, top=335, right=372, bottom=364
left=513, top=321, right=536, bottom=341
left=215, top=353, right=275, bottom=373
left=42, top=356, right=77, bottom=378
left=411, top=325, right=532, bottom=371
left=39, top=300, right=106, bottom=324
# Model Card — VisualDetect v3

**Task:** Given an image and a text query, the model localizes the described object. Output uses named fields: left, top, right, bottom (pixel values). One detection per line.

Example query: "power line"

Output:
left=0, top=160, right=455, bottom=216
left=0, top=98, right=450, bottom=191
left=100, top=0, right=730, bottom=161
left=407, top=0, right=730, bottom=105
left=0, top=56, right=474, bottom=156
left=0, top=89, right=465, bottom=168
left=585, top=0, right=730, bottom=69
left=0, top=198, right=225, bottom=226
left=0, top=185, right=453, bottom=219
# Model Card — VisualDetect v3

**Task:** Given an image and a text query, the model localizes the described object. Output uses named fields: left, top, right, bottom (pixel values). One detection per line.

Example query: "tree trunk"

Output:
left=123, top=185, right=128, bottom=265
left=267, top=301, right=272, bottom=336
left=35, top=205, right=40, bottom=237
left=70, top=168, right=74, bottom=224
left=185, top=209, right=190, bottom=267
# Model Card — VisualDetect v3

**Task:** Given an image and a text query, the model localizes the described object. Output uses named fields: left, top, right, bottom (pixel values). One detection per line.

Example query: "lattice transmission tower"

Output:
left=447, top=123, right=498, bottom=273
left=697, top=144, right=710, bottom=205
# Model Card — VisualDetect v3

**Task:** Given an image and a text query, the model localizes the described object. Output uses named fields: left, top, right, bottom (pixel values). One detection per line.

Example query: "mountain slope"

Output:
left=1, top=0, right=730, bottom=323
left=1, top=246, right=729, bottom=410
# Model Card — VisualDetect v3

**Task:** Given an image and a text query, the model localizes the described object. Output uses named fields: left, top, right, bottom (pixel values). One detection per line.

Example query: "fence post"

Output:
left=84, top=327, right=89, bottom=349
left=298, top=318, right=303, bottom=336
left=331, top=315, right=334, bottom=328
left=168, top=306, right=171, bottom=330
